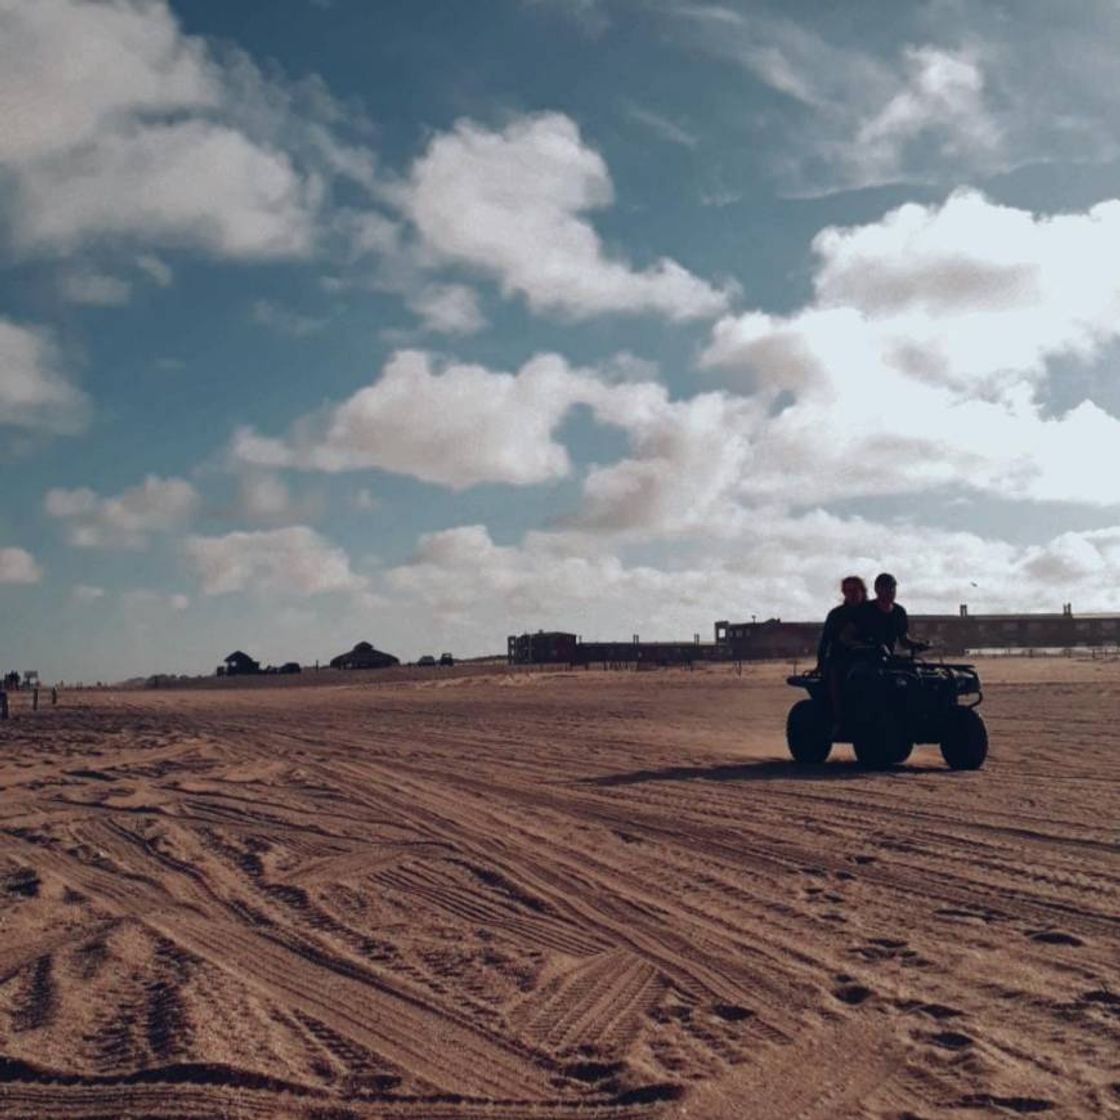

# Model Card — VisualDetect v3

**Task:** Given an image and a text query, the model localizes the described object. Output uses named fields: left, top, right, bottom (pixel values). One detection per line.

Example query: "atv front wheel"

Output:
left=940, top=707, right=988, bottom=770
left=786, top=699, right=832, bottom=764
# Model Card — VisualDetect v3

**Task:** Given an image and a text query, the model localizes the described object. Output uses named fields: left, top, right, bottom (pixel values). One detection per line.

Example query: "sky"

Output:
left=3, top=0, right=1120, bottom=682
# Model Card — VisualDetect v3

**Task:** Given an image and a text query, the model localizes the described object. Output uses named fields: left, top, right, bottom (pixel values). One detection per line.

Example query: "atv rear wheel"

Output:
left=940, top=707, right=988, bottom=770
left=786, top=699, right=832, bottom=764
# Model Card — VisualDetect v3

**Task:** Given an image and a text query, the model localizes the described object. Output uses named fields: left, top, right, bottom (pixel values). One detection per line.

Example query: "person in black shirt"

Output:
left=843, top=572, right=924, bottom=654
left=817, top=574, right=867, bottom=730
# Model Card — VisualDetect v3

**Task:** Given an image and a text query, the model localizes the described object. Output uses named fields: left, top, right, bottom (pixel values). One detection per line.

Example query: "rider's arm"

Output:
left=837, top=618, right=862, bottom=648
left=896, top=606, right=921, bottom=649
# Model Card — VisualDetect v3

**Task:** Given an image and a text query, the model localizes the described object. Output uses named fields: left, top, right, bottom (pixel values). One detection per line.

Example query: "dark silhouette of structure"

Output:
left=508, top=632, right=579, bottom=664
left=221, top=650, right=261, bottom=676
left=508, top=631, right=713, bottom=666
left=510, top=605, right=1120, bottom=666
left=329, top=641, right=400, bottom=670
left=717, top=603, right=1120, bottom=659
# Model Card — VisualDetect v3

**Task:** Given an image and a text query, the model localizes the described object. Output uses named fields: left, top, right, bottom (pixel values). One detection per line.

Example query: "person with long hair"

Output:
left=817, top=575, right=867, bottom=733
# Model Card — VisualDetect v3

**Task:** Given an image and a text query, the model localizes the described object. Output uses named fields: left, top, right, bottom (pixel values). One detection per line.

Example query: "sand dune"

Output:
left=0, top=659, right=1117, bottom=1117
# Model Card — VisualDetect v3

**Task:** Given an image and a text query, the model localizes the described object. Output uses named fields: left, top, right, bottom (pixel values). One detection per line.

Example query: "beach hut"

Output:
left=222, top=650, right=261, bottom=676
left=329, top=641, right=400, bottom=670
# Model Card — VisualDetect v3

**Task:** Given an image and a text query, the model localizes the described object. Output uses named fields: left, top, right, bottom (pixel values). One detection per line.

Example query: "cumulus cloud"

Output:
left=231, top=349, right=597, bottom=488
left=228, top=346, right=757, bottom=533
left=0, top=0, right=364, bottom=260
left=0, top=547, right=42, bottom=584
left=228, top=468, right=323, bottom=526
left=406, top=284, right=486, bottom=334
left=230, top=190, right=1120, bottom=536
left=401, top=112, right=730, bottom=320
left=388, top=514, right=1120, bottom=645
left=45, top=474, right=199, bottom=549
left=71, top=584, right=106, bottom=603
left=701, top=190, right=1120, bottom=507
left=573, top=385, right=762, bottom=535
left=59, top=269, right=132, bottom=306
left=13, top=120, right=318, bottom=258
left=0, top=318, right=89, bottom=436
left=183, top=526, right=364, bottom=596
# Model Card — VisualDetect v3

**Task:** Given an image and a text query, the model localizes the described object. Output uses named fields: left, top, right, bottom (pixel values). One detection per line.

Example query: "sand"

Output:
left=0, top=658, right=1117, bottom=1118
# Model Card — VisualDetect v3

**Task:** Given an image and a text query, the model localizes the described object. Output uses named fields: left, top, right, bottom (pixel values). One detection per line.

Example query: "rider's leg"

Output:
left=828, top=663, right=843, bottom=737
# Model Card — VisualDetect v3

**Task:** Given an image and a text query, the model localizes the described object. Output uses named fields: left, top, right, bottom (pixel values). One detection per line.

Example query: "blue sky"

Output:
left=3, top=0, right=1120, bottom=681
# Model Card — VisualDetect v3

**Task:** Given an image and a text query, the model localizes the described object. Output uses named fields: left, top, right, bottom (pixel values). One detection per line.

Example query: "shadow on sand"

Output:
left=584, top=757, right=947, bottom=787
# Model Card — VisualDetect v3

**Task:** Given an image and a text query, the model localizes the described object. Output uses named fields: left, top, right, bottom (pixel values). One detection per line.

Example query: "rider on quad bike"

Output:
left=787, top=573, right=988, bottom=770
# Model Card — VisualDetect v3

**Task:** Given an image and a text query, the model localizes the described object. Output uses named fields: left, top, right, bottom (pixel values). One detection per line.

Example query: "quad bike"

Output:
left=785, top=647, right=988, bottom=771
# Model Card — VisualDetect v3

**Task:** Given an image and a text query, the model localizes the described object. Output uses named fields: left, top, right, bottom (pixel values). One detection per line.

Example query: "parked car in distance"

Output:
left=417, top=655, right=437, bottom=667
left=439, top=652, right=454, bottom=666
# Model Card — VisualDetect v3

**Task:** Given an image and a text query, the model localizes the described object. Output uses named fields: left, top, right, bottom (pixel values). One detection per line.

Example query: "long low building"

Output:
left=510, top=608, right=1120, bottom=665
left=507, top=631, right=720, bottom=666
left=716, top=606, right=1120, bottom=660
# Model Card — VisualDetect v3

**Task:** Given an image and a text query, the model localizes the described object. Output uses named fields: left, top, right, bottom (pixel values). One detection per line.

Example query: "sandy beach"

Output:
left=0, top=658, right=1117, bottom=1118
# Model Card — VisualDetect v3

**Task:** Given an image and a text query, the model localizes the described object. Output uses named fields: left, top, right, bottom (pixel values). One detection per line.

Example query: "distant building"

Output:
left=329, top=641, right=400, bottom=670
left=508, top=631, right=579, bottom=664
left=222, top=650, right=261, bottom=676
left=716, top=604, right=1120, bottom=659
left=508, top=631, right=717, bottom=666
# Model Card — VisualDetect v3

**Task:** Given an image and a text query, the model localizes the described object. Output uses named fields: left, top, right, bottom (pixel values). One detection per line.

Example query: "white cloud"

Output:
left=233, top=190, right=1120, bottom=536
left=59, top=270, right=132, bottom=306
left=575, top=387, right=762, bottom=535
left=407, top=284, right=486, bottom=334
left=401, top=112, right=730, bottom=320
left=599, top=350, right=661, bottom=383
left=237, top=470, right=294, bottom=522
left=0, top=0, right=359, bottom=261
left=0, top=318, right=89, bottom=435
left=228, top=346, right=756, bottom=532
left=121, top=588, right=190, bottom=612
left=250, top=298, right=329, bottom=337
left=45, top=474, right=199, bottom=549
left=624, top=102, right=698, bottom=148
left=229, top=468, right=322, bottom=525
left=671, top=9, right=1004, bottom=193
left=858, top=47, right=994, bottom=149
left=71, top=584, right=106, bottom=603
left=0, top=0, right=217, bottom=162
left=135, top=254, right=173, bottom=287
left=700, top=190, right=1120, bottom=507
left=0, top=547, right=41, bottom=584
left=183, top=526, right=364, bottom=596
left=231, top=349, right=597, bottom=488
left=388, top=514, right=1120, bottom=643
left=13, top=120, right=318, bottom=258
